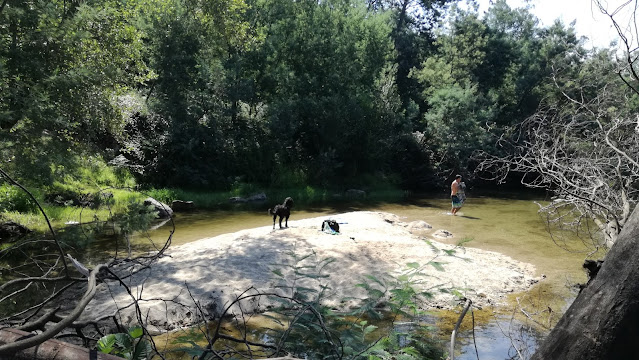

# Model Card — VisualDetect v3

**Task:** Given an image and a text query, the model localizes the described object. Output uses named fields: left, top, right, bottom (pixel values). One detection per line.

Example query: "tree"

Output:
left=476, top=49, right=638, bottom=248
left=0, top=0, right=148, bottom=185
left=530, top=206, right=639, bottom=359
left=478, top=1, right=639, bottom=358
left=382, top=0, right=455, bottom=118
left=411, top=7, right=491, bottom=176
left=252, top=0, right=403, bottom=186
left=135, top=0, right=257, bottom=188
left=413, top=1, right=589, bottom=181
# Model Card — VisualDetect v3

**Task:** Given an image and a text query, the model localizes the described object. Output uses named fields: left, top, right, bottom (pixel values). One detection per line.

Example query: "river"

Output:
left=129, top=192, right=593, bottom=359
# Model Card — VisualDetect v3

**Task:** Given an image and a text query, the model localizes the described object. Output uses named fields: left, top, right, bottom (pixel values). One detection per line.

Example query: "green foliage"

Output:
left=131, top=0, right=265, bottom=188
left=0, top=0, right=148, bottom=187
left=1, top=0, right=603, bottom=194
left=423, top=84, right=491, bottom=171
left=409, top=1, right=590, bottom=180
left=230, top=181, right=262, bottom=197
left=97, top=326, right=152, bottom=360
left=262, top=251, right=446, bottom=359
left=251, top=0, right=404, bottom=186
left=270, top=167, right=309, bottom=189
left=110, top=201, right=157, bottom=234
left=0, top=183, right=37, bottom=213
left=25, top=156, right=139, bottom=220
left=456, top=237, right=473, bottom=247
left=145, top=188, right=179, bottom=205
left=141, top=181, right=405, bottom=211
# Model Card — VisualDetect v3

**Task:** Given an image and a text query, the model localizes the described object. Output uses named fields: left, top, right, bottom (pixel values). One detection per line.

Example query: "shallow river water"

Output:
left=133, top=193, right=593, bottom=359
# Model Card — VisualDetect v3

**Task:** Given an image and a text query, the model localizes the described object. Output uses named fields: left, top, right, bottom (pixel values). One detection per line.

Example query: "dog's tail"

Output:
left=268, top=208, right=274, bottom=215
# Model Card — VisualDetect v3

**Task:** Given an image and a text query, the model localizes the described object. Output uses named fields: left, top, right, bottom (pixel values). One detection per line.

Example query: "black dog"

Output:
left=268, top=197, right=293, bottom=229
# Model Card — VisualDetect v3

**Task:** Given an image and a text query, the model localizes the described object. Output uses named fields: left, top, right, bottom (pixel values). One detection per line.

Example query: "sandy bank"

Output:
left=82, top=211, right=538, bottom=333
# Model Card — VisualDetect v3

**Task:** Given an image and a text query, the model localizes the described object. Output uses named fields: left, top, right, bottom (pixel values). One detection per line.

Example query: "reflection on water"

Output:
left=125, top=193, right=592, bottom=359
left=454, top=315, right=542, bottom=360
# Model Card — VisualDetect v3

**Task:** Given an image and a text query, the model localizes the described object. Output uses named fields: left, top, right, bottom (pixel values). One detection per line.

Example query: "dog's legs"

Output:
left=285, top=215, right=289, bottom=228
left=279, top=216, right=283, bottom=229
left=272, top=214, right=277, bottom=229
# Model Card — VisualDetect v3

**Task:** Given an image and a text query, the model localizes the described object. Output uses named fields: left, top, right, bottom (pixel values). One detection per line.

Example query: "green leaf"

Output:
left=364, top=274, right=386, bottom=287
left=356, top=282, right=371, bottom=290
left=291, top=322, right=310, bottom=331
left=297, top=252, right=315, bottom=262
left=128, top=326, right=143, bottom=339
left=429, top=262, right=445, bottom=271
left=406, top=262, right=420, bottom=269
left=295, top=286, right=319, bottom=294
left=115, top=333, right=133, bottom=350
left=294, top=271, right=330, bottom=278
left=272, top=269, right=284, bottom=277
left=420, top=291, right=433, bottom=298
left=364, top=325, right=378, bottom=335
left=131, top=339, right=152, bottom=360
left=320, top=257, right=337, bottom=266
left=262, top=313, right=285, bottom=326
left=368, top=289, right=385, bottom=298
left=97, top=334, right=116, bottom=354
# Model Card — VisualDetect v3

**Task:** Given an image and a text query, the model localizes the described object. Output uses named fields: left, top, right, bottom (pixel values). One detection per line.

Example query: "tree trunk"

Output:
left=396, top=0, right=410, bottom=34
left=531, top=205, right=639, bottom=359
left=0, top=328, right=122, bottom=360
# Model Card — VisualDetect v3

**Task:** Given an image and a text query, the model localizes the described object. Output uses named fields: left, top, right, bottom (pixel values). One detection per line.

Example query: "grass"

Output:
left=2, top=153, right=408, bottom=232
left=1, top=189, right=146, bottom=233
left=2, top=181, right=407, bottom=235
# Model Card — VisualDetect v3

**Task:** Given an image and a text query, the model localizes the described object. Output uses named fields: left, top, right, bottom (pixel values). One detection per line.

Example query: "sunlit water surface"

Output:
left=130, top=193, right=593, bottom=359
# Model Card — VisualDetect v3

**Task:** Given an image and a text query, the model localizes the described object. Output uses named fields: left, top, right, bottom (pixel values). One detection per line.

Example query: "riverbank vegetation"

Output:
left=3, top=0, right=636, bottom=225
left=4, top=0, right=636, bottom=229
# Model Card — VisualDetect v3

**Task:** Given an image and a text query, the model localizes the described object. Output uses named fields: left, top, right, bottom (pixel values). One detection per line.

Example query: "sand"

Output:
left=82, top=211, right=538, bottom=334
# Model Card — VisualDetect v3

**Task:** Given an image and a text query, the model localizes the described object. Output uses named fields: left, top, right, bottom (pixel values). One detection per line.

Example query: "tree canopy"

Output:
left=1, top=0, right=606, bottom=191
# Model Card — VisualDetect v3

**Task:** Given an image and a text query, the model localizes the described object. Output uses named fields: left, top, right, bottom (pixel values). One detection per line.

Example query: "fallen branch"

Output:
left=0, top=263, right=108, bottom=355
left=449, top=298, right=472, bottom=360
left=0, top=328, right=122, bottom=360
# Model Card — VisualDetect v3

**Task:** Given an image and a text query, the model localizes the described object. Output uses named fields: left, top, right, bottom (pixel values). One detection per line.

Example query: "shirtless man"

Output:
left=451, top=175, right=463, bottom=215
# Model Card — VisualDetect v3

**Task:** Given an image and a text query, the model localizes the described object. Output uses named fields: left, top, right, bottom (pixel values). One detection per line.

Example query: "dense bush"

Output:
left=0, top=183, right=37, bottom=213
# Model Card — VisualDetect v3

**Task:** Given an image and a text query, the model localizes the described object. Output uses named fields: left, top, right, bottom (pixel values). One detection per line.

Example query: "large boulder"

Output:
left=408, top=220, right=433, bottom=231
left=432, top=229, right=453, bottom=239
left=229, top=193, right=267, bottom=203
left=246, top=192, right=267, bottom=202
left=171, top=200, right=195, bottom=212
left=345, top=189, right=366, bottom=198
left=0, top=221, right=31, bottom=243
left=143, top=197, right=173, bottom=219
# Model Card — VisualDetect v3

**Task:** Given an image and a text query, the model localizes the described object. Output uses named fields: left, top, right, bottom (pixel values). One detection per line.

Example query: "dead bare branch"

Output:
left=449, top=298, right=472, bottom=360
left=0, top=263, right=108, bottom=355
left=0, top=167, right=177, bottom=357
left=475, top=69, right=639, bottom=248
left=0, top=168, right=69, bottom=275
